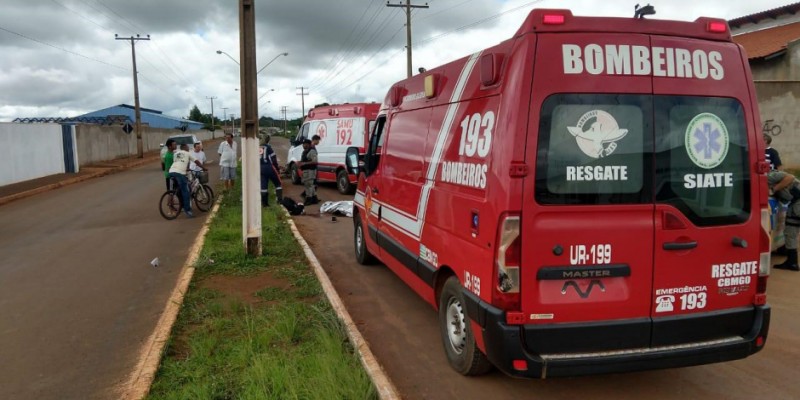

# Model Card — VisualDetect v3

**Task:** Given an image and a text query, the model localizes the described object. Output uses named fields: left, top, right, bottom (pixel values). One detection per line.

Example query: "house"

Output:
left=731, top=2, right=800, bottom=166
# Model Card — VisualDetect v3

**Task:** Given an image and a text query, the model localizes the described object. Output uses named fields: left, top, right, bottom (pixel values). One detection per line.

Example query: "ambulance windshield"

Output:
left=535, top=94, right=750, bottom=227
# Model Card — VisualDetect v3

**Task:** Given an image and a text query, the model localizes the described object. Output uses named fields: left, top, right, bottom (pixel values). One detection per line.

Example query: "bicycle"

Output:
left=159, top=172, right=215, bottom=220
left=763, top=119, right=782, bottom=136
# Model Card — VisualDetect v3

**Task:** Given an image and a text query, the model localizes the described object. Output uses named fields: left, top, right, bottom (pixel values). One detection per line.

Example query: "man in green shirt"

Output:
left=163, top=139, right=176, bottom=190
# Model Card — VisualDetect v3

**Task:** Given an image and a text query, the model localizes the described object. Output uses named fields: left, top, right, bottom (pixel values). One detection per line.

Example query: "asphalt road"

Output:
left=0, top=143, right=222, bottom=399
left=271, top=136, right=800, bottom=400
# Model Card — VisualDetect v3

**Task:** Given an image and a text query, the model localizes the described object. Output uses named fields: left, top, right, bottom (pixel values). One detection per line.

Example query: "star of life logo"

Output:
left=567, top=110, right=629, bottom=158
left=317, top=121, right=327, bottom=139
left=685, top=112, right=729, bottom=169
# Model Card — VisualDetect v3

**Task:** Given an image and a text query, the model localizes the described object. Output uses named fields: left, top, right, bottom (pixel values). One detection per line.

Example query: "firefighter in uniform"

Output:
left=259, top=135, right=283, bottom=207
left=768, top=169, right=800, bottom=271
left=299, top=138, right=319, bottom=205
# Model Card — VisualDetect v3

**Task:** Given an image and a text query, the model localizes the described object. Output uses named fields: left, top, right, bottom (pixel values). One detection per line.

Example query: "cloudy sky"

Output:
left=0, top=0, right=792, bottom=122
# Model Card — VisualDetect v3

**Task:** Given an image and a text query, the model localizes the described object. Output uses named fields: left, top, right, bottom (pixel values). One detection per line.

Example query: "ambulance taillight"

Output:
left=706, top=21, right=727, bottom=33
left=542, top=14, right=565, bottom=25
left=494, top=214, right=521, bottom=313
left=756, top=208, right=771, bottom=305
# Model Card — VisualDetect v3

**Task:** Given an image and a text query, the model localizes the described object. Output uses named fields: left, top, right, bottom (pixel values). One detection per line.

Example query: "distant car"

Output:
left=160, top=134, right=200, bottom=170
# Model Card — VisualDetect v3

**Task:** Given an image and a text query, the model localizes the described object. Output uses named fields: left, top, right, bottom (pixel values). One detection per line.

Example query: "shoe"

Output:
left=774, top=249, right=799, bottom=271
left=775, top=245, right=788, bottom=256
left=185, top=211, right=195, bottom=218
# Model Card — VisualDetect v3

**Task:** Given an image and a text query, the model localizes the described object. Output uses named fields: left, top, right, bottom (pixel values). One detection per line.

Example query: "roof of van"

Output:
left=514, top=9, right=732, bottom=42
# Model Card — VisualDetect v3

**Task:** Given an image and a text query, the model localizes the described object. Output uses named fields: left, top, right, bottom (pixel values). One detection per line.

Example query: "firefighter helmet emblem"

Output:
left=567, top=110, right=628, bottom=158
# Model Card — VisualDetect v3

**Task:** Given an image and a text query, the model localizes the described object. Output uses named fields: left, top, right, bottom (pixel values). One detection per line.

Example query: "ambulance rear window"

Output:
left=654, top=96, right=750, bottom=226
left=535, top=94, right=652, bottom=205
left=535, top=94, right=751, bottom=226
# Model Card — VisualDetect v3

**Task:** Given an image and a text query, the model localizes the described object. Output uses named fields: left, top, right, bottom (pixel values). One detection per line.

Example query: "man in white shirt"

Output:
left=218, top=133, right=238, bottom=191
left=189, top=142, right=207, bottom=176
left=169, top=143, right=207, bottom=218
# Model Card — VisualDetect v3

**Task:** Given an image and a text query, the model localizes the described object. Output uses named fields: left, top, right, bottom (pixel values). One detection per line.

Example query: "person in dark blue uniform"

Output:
left=260, top=135, right=283, bottom=207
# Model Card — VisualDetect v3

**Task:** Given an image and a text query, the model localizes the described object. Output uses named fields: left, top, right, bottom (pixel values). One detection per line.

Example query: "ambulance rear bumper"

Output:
left=462, top=291, right=770, bottom=378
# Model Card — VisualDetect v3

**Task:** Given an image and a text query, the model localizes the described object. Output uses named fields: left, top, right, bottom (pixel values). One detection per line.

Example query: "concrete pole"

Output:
left=116, top=34, right=150, bottom=157
left=206, top=96, right=217, bottom=139
left=387, top=1, right=428, bottom=78
left=239, top=0, right=261, bottom=256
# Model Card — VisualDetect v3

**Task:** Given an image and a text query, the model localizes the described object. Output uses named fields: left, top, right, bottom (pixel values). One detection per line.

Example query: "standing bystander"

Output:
left=190, top=142, right=207, bottom=178
left=218, top=133, right=238, bottom=191
left=259, top=135, right=283, bottom=207
left=768, top=169, right=800, bottom=271
left=299, top=138, right=319, bottom=205
left=765, top=134, right=783, bottom=171
left=163, top=139, right=176, bottom=191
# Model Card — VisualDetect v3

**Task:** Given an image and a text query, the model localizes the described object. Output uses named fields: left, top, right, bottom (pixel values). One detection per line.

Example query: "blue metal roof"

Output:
left=76, top=104, right=203, bottom=130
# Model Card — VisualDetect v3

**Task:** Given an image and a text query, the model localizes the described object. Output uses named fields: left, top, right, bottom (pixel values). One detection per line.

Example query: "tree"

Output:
left=313, top=102, right=330, bottom=108
left=188, top=105, right=203, bottom=122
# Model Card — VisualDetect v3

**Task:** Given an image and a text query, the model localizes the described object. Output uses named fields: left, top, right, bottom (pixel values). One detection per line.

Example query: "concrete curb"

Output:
left=0, top=155, right=160, bottom=207
left=282, top=209, right=401, bottom=400
left=120, top=197, right=222, bottom=400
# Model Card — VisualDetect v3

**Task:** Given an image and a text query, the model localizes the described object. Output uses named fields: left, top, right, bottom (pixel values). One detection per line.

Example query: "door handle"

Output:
left=663, top=241, right=697, bottom=250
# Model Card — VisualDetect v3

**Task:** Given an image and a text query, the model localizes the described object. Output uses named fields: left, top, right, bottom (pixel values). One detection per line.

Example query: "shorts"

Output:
left=221, top=166, right=237, bottom=180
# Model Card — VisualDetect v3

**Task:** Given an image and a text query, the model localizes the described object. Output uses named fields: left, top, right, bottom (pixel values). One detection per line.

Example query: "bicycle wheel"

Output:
left=193, top=185, right=214, bottom=212
left=159, top=191, right=181, bottom=220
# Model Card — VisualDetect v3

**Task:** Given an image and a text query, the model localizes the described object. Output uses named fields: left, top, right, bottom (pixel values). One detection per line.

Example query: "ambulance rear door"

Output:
left=522, top=33, right=656, bottom=354
left=649, top=36, right=760, bottom=346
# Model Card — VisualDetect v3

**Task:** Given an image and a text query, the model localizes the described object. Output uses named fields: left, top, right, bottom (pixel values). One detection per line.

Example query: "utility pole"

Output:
left=387, top=1, right=428, bottom=78
left=206, top=96, right=218, bottom=139
left=115, top=34, right=150, bottom=157
left=239, top=0, right=261, bottom=255
left=281, top=106, right=288, bottom=135
left=221, top=107, right=229, bottom=133
left=296, top=87, right=309, bottom=117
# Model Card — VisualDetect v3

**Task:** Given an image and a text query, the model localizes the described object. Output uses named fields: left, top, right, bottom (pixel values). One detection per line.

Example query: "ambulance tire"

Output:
left=439, top=276, right=493, bottom=376
left=354, top=217, right=377, bottom=265
left=290, top=163, right=302, bottom=185
left=337, top=169, right=355, bottom=194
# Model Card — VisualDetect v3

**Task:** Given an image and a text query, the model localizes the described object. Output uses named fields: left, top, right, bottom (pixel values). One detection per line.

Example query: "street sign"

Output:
left=122, top=123, right=133, bottom=134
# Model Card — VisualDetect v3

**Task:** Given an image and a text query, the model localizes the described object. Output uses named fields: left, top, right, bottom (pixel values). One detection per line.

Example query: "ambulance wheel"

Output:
left=290, top=163, right=301, bottom=185
left=354, top=217, right=377, bottom=265
left=439, top=276, right=492, bottom=376
left=337, top=169, right=355, bottom=194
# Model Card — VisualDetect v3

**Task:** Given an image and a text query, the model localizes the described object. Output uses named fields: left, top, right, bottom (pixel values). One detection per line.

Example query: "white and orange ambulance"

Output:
left=288, top=103, right=380, bottom=194
left=345, top=8, right=771, bottom=378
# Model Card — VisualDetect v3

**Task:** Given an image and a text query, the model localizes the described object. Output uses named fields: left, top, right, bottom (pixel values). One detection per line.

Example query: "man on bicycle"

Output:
left=169, top=142, right=207, bottom=218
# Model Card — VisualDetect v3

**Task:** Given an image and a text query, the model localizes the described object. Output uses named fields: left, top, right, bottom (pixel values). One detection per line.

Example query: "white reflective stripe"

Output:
left=374, top=199, right=416, bottom=219
left=381, top=208, right=420, bottom=237
left=370, top=201, right=380, bottom=216
left=415, top=51, right=482, bottom=236
left=354, top=191, right=366, bottom=207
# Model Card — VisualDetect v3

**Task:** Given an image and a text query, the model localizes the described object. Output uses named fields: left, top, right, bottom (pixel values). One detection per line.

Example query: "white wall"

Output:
left=0, top=123, right=64, bottom=186
left=75, top=125, right=217, bottom=166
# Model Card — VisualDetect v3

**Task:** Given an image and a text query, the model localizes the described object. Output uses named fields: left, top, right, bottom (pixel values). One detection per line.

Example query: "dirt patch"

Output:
left=200, top=270, right=291, bottom=305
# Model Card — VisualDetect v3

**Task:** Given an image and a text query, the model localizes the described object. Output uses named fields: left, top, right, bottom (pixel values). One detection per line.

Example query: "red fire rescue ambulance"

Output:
left=345, top=8, right=771, bottom=378
left=288, top=103, right=380, bottom=194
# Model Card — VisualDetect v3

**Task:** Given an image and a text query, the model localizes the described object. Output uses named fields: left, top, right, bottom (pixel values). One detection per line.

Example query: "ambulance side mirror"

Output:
left=345, top=147, right=362, bottom=175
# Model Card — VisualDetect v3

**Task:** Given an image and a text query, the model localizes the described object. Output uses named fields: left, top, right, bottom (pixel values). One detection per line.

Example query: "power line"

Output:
left=323, top=0, right=542, bottom=101
left=0, top=25, right=127, bottom=71
left=306, top=1, right=377, bottom=87
left=309, top=5, right=389, bottom=90
left=319, top=24, right=406, bottom=98
left=50, top=0, right=115, bottom=34
left=387, top=0, right=430, bottom=77
left=417, top=0, right=544, bottom=46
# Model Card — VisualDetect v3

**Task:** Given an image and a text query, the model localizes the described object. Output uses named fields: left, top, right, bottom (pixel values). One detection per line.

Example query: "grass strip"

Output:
left=147, top=178, right=377, bottom=400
